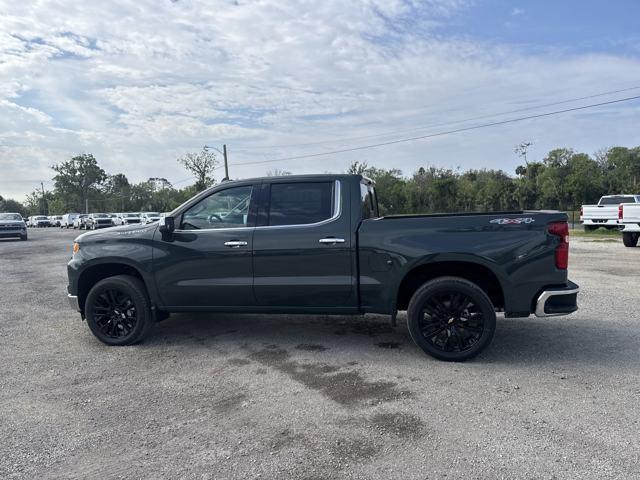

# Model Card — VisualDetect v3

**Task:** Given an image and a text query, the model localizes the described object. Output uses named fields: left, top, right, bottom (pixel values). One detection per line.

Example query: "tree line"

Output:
left=1, top=145, right=639, bottom=217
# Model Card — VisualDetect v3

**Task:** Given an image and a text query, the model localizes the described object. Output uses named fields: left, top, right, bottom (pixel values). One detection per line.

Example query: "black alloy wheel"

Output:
left=407, top=277, right=496, bottom=361
left=84, top=275, right=154, bottom=345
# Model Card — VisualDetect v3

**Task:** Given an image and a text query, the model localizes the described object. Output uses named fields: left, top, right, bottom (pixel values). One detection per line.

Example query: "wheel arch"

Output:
left=396, top=260, right=505, bottom=311
left=77, top=262, right=148, bottom=312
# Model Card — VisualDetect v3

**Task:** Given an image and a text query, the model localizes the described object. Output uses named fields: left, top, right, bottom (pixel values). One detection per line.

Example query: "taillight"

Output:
left=548, top=221, right=569, bottom=269
left=619, top=204, right=623, bottom=220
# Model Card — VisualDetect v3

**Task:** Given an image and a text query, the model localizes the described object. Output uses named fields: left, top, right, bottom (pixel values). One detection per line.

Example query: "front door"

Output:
left=252, top=179, right=356, bottom=309
left=154, top=183, right=257, bottom=309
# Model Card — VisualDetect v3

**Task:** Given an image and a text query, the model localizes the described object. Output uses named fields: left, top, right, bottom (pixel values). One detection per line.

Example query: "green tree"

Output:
left=52, top=154, right=107, bottom=213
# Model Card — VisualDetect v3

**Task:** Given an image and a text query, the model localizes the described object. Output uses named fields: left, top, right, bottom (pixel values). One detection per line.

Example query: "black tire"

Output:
left=623, top=232, right=639, bottom=247
left=20, top=234, right=27, bottom=241
left=84, top=275, right=154, bottom=346
left=407, top=276, right=496, bottom=361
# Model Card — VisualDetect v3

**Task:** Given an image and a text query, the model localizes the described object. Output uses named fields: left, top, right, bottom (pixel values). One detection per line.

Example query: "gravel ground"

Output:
left=1, top=228, right=639, bottom=479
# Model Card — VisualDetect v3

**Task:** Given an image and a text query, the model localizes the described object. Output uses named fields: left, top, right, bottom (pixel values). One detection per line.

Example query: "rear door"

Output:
left=252, top=179, right=356, bottom=309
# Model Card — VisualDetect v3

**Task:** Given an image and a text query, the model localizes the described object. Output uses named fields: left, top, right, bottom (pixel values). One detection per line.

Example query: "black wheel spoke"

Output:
left=91, top=287, right=138, bottom=340
left=418, top=289, right=485, bottom=354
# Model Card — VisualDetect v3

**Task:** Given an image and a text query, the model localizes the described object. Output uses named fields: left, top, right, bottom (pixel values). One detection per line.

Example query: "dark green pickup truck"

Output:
left=67, top=174, right=578, bottom=360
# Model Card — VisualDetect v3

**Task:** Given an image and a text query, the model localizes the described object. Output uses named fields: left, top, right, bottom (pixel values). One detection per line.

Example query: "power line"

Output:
left=232, top=85, right=640, bottom=151
left=227, top=94, right=640, bottom=168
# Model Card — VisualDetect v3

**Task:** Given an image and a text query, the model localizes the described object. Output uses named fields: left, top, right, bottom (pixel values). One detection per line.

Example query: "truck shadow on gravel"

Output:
left=150, top=312, right=638, bottom=367
left=485, top=317, right=640, bottom=366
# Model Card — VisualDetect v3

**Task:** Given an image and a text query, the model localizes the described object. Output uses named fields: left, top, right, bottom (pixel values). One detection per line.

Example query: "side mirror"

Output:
left=159, top=215, right=175, bottom=233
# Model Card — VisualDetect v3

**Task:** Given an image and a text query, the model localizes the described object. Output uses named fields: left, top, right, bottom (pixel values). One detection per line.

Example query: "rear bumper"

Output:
left=535, top=281, right=579, bottom=317
left=620, top=223, right=640, bottom=233
left=582, top=219, right=618, bottom=226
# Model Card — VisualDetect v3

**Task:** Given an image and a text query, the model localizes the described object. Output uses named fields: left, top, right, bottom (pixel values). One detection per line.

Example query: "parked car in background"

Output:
left=581, top=195, right=640, bottom=231
left=51, top=215, right=63, bottom=227
left=85, top=213, right=113, bottom=230
left=61, top=213, right=81, bottom=228
left=0, top=213, right=28, bottom=240
left=113, top=213, right=142, bottom=226
left=67, top=174, right=579, bottom=361
left=31, top=215, right=50, bottom=228
left=73, top=215, right=89, bottom=229
left=140, top=212, right=161, bottom=224
left=618, top=203, right=640, bottom=247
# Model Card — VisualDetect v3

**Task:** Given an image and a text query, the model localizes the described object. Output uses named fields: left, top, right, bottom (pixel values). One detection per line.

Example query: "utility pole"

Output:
left=223, top=144, right=229, bottom=181
left=40, top=182, right=46, bottom=215
left=86, top=198, right=89, bottom=214
left=204, top=144, right=230, bottom=181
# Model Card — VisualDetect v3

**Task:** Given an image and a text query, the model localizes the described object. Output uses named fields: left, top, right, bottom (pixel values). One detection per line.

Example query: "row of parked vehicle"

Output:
left=580, top=194, right=640, bottom=247
left=26, top=212, right=163, bottom=230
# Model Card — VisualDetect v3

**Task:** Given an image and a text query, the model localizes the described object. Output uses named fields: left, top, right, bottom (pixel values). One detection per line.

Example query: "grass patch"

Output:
left=570, top=227, right=621, bottom=238
left=582, top=238, right=620, bottom=243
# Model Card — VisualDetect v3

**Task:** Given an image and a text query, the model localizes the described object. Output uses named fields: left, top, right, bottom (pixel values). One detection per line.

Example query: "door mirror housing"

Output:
left=159, top=215, right=175, bottom=233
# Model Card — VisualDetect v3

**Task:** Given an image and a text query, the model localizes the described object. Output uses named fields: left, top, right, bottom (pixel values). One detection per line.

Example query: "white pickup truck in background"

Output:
left=580, top=195, right=640, bottom=231
left=618, top=202, right=640, bottom=247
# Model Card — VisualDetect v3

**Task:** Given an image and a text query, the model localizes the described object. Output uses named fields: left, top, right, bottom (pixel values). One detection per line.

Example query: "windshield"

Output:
left=125, top=213, right=139, bottom=218
left=0, top=213, right=22, bottom=221
left=35, top=216, right=48, bottom=220
left=93, top=213, right=109, bottom=218
left=145, top=212, right=160, bottom=217
left=600, top=196, right=636, bottom=205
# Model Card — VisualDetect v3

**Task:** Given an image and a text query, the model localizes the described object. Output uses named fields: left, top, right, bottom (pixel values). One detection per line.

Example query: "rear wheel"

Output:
left=84, top=275, right=154, bottom=346
left=623, top=232, right=639, bottom=247
left=407, top=277, right=496, bottom=361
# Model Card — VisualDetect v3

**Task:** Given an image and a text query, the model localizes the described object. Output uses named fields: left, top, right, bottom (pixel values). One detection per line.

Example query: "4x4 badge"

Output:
left=490, top=218, right=535, bottom=225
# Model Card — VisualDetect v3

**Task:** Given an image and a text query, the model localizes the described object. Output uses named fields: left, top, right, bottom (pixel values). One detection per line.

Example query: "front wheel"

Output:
left=623, top=232, right=639, bottom=247
left=407, top=276, right=496, bottom=361
left=84, top=275, right=154, bottom=346
left=20, top=234, right=27, bottom=241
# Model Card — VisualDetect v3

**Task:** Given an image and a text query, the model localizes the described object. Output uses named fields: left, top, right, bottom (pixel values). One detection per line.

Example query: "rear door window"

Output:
left=268, top=182, right=334, bottom=226
left=599, top=196, right=636, bottom=205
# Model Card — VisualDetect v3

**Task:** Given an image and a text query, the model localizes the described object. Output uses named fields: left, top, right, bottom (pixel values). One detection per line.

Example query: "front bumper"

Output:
left=0, top=229, right=25, bottom=238
left=68, top=294, right=81, bottom=312
left=535, top=281, right=579, bottom=317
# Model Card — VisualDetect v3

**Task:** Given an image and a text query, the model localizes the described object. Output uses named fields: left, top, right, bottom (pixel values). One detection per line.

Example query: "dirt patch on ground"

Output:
left=249, top=346, right=412, bottom=407
left=369, top=412, right=425, bottom=439
left=295, top=344, right=328, bottom=352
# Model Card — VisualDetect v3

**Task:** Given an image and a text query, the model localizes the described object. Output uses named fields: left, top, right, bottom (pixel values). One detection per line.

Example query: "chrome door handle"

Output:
left=224, top=241, right=248, bottom=248
left=319, top=237, right=345, bottom=244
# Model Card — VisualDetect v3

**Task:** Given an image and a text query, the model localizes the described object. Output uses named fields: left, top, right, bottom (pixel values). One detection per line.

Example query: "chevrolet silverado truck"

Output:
left=67, top=174, right=579, bottom=361
left=618, top=203, right=640, bottom=247
left=581, top=195, right=640, bottom=231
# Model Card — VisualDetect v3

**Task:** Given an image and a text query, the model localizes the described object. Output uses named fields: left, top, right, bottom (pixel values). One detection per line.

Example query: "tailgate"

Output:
left=583, top=205, right=618, bottom=220
left=621, top=204, right=640, bottom=223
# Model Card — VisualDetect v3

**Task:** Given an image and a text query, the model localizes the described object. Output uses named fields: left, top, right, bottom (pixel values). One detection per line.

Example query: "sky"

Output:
left=1, top=0, right=639, bottom=200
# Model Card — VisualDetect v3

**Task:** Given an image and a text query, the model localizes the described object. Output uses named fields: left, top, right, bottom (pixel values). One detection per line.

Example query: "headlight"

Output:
left=73, top=242, right=80, bottom=255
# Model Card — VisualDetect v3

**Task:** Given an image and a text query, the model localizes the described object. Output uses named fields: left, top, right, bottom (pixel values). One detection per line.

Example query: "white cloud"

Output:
left=0, top=0, right=639, bottom=200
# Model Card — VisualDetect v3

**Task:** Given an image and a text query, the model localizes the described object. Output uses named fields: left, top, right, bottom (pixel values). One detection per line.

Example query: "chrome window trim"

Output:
left=173, top=180, right=342, bottom=233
